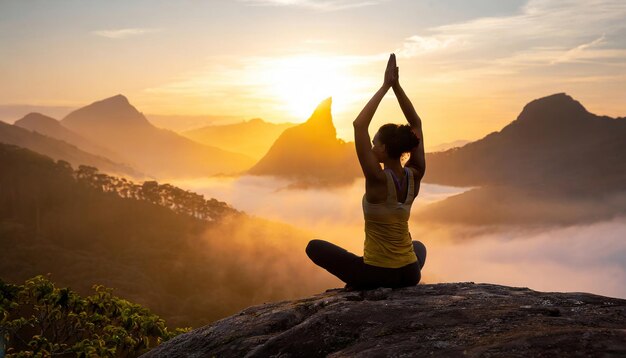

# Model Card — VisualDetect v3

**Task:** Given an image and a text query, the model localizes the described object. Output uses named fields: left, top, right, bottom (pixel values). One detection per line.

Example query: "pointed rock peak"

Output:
left=302, top=97, right=336, bottom=137
left=307, top=97, right=332, bottom=122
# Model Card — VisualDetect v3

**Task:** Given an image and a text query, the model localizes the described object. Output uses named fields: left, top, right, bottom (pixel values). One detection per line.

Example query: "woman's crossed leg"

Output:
left=305, top=239, right=363, bottom=285
left=306, top=239, right=427, bottom=288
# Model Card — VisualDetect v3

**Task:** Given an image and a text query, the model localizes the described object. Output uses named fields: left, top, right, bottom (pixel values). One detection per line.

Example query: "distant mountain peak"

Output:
left=88, top=94, right=134, bottom=112
left=102, top=94, right=130, bottom=105
left=15, top=112, right=58, bottom=126
left=61, top=94, right=151, bottom=130
left=517, top=93, right=589, bottom=122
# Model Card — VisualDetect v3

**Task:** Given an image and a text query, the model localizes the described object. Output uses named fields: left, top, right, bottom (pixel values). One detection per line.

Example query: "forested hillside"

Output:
left=0, top=143, right=328, bottom=328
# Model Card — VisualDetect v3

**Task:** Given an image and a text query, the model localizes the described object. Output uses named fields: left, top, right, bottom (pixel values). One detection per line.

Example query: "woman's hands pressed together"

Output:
left=383, top=53, right=399, bottom=89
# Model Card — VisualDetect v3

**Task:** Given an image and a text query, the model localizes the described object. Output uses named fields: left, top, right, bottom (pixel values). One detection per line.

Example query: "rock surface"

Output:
left=142, top=282, right=626, bottom=357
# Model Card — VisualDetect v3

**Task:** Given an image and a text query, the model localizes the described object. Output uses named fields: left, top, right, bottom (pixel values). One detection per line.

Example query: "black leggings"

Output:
left=305, top=239, right=427, bottom=290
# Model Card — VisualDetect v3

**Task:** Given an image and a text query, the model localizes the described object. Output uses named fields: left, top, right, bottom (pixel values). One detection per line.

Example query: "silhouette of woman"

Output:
left=305, top=53, right=427, bottom=290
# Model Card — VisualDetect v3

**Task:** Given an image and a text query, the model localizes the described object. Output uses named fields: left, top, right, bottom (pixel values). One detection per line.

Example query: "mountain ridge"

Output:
left=62, top=94, right=151, bottom=130
left=423, top=92, right=626, bottom=189
left=418, top=92, right=626, bottom=226
left=14, top=112, right=129, bottom=165
left=182, top=117, right=296, bottom=160
left=0, top=120, right=142, bottom=177
left=59, top=94, right=255, bottom=178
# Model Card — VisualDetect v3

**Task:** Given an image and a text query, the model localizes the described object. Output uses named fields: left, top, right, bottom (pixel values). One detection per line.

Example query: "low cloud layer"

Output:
left=419, top=219, right=626, bottom=299
left=172, top=176, right=626, bottom=299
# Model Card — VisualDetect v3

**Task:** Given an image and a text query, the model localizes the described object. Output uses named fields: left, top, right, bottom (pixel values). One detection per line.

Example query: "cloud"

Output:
left=419, top=219, right=626, bottom=299
left=239, top=0, right=385, bottom=11
left=168, top=176, right=626, bottom=300
left=91, top=28, right=161, bottom=39
left=395, top=35, right=460, bottom=58
left=139, top=0, right=626, bottom=129
left=550, top=34, right=606, bottom=64
left=393, top=0, right=626, bottom=76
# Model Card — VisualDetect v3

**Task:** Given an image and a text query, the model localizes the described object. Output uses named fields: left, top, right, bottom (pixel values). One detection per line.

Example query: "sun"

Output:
left=257, top=55, right=367, bottom=120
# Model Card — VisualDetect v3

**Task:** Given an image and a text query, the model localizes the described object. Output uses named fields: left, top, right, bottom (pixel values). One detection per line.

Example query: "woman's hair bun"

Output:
left=378, top=123, right=421, bottom=159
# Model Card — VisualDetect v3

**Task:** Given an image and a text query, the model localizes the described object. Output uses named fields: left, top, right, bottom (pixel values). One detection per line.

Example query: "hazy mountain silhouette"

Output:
left=60, top=95, right=255, bottom=178
left=15, top=112, right=128, bottom=165
left=425, top=93, right=626, bottom=191
left=0, top=120, right=141, bottom=177
left=418, top=93, right=626, bottom=226
left=426, top=139, right=470, bottom=153
left=147, top=114, right=243, bottom=133
left=247, top=98, right=359, bottom=186
left=0, top=104, right=75, bottom=124
left=182, top=118, right=296, bottom=160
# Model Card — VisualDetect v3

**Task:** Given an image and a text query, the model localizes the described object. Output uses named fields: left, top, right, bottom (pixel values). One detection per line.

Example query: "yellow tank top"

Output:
left=362, top=167, right=418, bottom=268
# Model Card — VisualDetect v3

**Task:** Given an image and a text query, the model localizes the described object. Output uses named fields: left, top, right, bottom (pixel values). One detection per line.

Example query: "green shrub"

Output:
left=0, top=275, right=189, bottom=357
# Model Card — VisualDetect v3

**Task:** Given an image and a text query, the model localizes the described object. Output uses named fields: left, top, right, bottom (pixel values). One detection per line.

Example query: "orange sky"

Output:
left=1, top=0, right=625, bottom=145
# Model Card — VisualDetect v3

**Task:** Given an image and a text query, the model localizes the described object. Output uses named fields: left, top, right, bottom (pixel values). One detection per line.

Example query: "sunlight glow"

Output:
left=255, top=55, right=371, bottom=120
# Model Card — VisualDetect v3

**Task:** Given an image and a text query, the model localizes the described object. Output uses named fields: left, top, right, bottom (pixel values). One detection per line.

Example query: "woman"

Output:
left=305, top=53, right=427, bottom=290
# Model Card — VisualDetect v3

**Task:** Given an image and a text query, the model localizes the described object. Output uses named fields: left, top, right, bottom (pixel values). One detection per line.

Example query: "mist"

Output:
left=172, top=176, right=626, bottom=300
left=415, top=221, right=626, bottom=299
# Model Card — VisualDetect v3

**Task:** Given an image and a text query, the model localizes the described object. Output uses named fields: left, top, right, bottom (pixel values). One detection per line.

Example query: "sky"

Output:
left=1, top=0, right=625, bottom=144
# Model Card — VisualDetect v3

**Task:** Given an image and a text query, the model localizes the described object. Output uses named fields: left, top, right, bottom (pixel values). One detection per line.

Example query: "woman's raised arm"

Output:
left=352, top=54, right=396, bottom=181
left=392, top=68, right=426, bottom=179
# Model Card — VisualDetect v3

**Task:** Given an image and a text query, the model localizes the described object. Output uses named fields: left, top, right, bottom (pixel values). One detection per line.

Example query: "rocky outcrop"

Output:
left=142, top=282, right=626, bottom=357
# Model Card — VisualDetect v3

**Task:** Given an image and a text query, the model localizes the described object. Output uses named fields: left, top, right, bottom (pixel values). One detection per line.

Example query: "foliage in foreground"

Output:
left=0, top=275, right=189, bottom=357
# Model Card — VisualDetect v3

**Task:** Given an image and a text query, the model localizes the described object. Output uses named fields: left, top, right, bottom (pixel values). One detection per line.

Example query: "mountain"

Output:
left=247, top=98, right=360, bottom=186
left=142, top=282, right=626, bottom=357
left=426, top=139, right=470, bottom=152
left=146, top=113, right=243, bottom=133
left=417, top=93, right=626, bottom=226
left=424, top=93, right=626, bottom=192
left=14, top=112, right=128, bottom=164
left=60, top=94, right=255, bottom=178
left=0, top=120, right=141, bottom=177
left=0, top=104, right=75, bottom=123
left=182, top=118, right=296, bottom=160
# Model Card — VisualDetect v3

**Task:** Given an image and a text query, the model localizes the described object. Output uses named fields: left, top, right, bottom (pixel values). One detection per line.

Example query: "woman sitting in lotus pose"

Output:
left=306, top=53, right=427, bottom=290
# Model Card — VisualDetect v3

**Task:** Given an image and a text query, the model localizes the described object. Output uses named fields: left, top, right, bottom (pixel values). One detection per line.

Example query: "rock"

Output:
left=142, top=283, right=626, bottom=357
